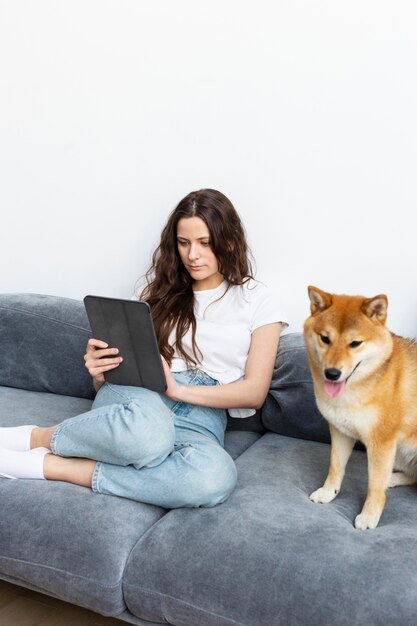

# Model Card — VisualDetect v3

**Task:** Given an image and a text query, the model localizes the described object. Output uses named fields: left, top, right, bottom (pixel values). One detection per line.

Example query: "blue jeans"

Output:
left=50, top=370, right=237, bottom=508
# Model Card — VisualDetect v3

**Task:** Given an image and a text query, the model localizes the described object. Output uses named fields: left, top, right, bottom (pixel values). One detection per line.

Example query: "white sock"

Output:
left=0, top=425, right=38, bottom=451
left=0, top=447, right=49, bottom=480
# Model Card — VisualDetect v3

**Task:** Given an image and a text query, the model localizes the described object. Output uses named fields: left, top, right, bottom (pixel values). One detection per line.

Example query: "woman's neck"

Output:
left=192, top=272, right=224, bottom=292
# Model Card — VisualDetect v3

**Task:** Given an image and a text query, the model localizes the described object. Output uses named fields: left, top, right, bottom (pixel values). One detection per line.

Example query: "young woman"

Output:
left=0, top=189, right=288, bottom=508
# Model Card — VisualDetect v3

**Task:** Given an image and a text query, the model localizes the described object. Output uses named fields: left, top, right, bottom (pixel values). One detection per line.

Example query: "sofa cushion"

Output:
left=122, top=432, right=417, bottom=626
left=0, top=386, right=93, bottom=426
left=223, top=430, right=261, bottom=460
left=0, top=294, right=94, bottom=399
left=262, top=332, right=330, bottom=443
left=0, top=477, right=167, bottom=616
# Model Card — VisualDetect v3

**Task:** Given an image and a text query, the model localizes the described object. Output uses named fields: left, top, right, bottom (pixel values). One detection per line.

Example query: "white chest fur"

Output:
left=317, top=396, right=378, bottom=442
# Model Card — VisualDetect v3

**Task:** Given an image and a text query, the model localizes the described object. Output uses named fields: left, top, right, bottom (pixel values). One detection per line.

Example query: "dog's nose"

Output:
left=324, top=368, right=342, bottom=381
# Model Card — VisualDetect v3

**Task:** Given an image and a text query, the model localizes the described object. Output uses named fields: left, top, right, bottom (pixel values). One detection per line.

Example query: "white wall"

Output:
left=1, top=0, right=416, bottom=336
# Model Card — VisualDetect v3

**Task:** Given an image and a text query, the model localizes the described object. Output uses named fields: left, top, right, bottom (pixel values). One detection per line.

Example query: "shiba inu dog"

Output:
left=304, top=286, right=417, bottom=530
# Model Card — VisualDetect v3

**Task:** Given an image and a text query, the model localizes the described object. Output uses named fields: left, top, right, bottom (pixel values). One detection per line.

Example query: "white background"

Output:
left=1, top=0, right=416, bottom=336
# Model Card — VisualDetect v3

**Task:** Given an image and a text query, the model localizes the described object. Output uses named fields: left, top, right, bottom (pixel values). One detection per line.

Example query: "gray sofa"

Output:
left=1, top=293, right=417, bottom=626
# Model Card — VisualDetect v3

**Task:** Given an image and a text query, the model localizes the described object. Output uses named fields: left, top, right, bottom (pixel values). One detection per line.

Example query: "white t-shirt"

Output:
left=169, top=279, right=289, bottom=418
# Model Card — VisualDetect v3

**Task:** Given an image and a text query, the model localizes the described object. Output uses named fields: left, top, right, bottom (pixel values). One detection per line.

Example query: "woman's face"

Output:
left=177, top=217, right=223, bottom=291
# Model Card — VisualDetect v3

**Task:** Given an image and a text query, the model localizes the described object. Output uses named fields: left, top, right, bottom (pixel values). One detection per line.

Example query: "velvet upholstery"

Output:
left=0, top=478, right=165, bottom=616
left=123, top=434, right=417, bottom=626
left=0, top=293, right=94, bottom=399
left=0, top=386, right=93, bottom=426
left=262, top=332, right=330, bottom=443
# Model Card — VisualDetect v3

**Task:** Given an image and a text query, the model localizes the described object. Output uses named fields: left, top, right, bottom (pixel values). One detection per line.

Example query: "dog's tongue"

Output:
left=324, top=380, right=346, bottom=397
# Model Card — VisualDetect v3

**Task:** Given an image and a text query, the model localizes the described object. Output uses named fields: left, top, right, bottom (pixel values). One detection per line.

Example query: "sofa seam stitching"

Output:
left=0, top=555, right=124, bottom=589
left=0, top=384, right=93, bottom=400
left=0, top=305, right=91, bottom=333
left=124, top=583, right=247, bottom=626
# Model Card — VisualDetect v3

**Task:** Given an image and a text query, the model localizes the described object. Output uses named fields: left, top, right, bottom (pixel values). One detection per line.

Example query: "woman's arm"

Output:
left=162, top=322, right=282, bottom=410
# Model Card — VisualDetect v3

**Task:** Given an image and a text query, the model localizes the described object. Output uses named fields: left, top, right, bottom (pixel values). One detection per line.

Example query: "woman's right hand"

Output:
left=84, top=338, right=123, bottom=390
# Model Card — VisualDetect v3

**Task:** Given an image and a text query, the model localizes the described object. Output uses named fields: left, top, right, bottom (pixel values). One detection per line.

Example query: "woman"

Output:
left=0, top=189, right=288, bottom=508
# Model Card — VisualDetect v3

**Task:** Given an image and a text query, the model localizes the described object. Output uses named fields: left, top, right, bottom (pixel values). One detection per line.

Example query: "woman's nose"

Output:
left=189, top=245, right=200, bottom=260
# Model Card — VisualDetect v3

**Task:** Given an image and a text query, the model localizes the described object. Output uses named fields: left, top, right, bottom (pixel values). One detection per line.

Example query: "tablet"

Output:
left=83, top=295, right=167, bottom=392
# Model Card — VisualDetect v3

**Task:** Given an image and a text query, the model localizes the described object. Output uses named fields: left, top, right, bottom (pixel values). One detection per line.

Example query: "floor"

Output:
left=0, top=579, right=127, bottom=626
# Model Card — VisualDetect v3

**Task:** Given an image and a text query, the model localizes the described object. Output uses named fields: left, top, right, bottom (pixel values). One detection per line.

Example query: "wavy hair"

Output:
left=140, top=189, right=254, bottom=366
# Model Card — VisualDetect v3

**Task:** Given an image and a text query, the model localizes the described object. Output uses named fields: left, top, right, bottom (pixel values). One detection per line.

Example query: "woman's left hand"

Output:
left=161, top=356, right=181, bottom=401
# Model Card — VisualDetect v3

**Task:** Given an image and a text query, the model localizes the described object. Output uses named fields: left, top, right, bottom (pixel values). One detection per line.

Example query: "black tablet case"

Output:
left=84, top=296, right=167, bottom=392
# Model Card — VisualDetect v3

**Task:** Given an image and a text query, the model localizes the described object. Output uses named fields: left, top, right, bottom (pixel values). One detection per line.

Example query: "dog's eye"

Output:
left=349, top=341, right=363, bottom=348
left=320, top=335, right=331, bottom=345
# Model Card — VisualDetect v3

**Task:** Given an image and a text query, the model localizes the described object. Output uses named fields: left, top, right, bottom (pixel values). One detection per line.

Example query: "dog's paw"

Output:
left=354, top=512, right=380, bottom=530
left=309, top=486, right=338, bottom=504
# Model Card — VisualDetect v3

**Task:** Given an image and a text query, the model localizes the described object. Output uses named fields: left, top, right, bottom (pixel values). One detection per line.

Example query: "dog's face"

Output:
left=303, top=286, right=390, bottom=398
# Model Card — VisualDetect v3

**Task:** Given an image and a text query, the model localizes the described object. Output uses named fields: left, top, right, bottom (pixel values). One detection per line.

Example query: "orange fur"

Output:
left=304, top=286, right=417, bottom=530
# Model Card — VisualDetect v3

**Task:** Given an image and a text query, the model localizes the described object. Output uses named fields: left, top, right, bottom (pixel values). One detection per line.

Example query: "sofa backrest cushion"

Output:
left=261, top=332, right=330, bottom=443
left=0, top=293, right=95, bottom=399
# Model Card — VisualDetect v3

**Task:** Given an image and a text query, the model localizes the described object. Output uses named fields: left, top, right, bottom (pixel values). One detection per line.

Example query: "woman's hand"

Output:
left=84, top=338, right=123, bottom=391
left=161, top=356, right=181, bottom=401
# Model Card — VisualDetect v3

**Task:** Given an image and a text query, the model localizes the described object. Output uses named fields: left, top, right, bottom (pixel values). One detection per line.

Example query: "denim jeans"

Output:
left=50, top=370, right=237, bottom=508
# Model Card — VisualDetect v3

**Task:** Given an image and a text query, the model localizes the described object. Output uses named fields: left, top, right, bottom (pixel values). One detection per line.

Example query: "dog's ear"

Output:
left=361, top=295, right=388, bottom=324
left=307, top=286, right=333, bottom=315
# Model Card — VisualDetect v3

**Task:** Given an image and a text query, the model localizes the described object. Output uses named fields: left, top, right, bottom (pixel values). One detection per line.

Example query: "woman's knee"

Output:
left=186, top=449, right=238, bottom=508
left=117, top=401, right=175, bottom=467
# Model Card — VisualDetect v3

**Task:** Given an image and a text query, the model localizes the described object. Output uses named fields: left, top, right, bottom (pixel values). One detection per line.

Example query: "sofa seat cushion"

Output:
left=122, top=433, right=417, bottom=626
left=223, top=430, right=260, bottom=460
left=0, top=386, right=93, bottom=426
left=0, top=477, right=167, bottom=616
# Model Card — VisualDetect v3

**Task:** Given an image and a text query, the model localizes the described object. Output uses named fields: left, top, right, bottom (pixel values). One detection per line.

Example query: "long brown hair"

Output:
left=140, top=189, right=254, bottom=366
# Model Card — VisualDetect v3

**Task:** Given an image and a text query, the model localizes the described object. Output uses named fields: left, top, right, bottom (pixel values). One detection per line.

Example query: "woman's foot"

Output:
left=0, top=447, right=95, bottom=486
left=0, top=425, right=38, bottom=451
left=30, top=425, right=57, bottom=450
left=0, top=447, right=50, bottom=479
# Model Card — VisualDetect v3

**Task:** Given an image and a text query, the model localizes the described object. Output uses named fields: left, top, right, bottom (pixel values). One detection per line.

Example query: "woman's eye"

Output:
left=178, top=240, right=188, bottom=247
left=320, top=335, right=330, bottom=345
left=350, top=340, right=363, bottom=348
left=201, top=241, right=210, bottom=247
